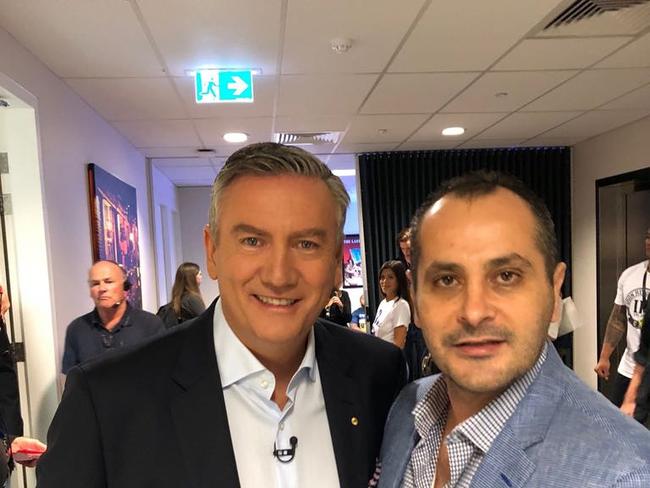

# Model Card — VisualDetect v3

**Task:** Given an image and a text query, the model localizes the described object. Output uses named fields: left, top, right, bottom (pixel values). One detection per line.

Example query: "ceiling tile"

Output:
left=114, top=120, right=200, bottom=148
left=443, top=71, right=575, bottom=113
left=193, top=117, right=273, bottom=146
left=322, top=153, right=358, bottom=169
left=389, top=0, right=564, bottom=72
left=173, top=75, right=276, bottom=118
left=476, top=111, right=583, bottom=140
left=137, top=0, right=282, bottom=76
left=334, top=143, right=399, bottom=153
left=521, top=137, right=583, bottom=147
left=459, top=138, right=526, bottom=148
left=277, top=74, right=378, bottom=116
left=493, top=37, right=631, bottom=70
left=541, top=109, right=650, bottom=139
left=599, top=83, right=650, bottom=110
left=140, top=147, right=206, bottom=158
left=65, top=78, right=185, bottom=121
left=409, top=113, right=506, bottom=142
left=343, top=114, right=429, bottom=144
left=523, top=68, right=650, bottom=111
left=157, top=165, right=217, bottom=186
left=397, top=141, right=461, bottom=151
left=0, top=1, right=163, bottom=77
left=274, top=116, right=351, bottom=133
left=361, top=73, right=479, bottom=114
left=152, top=157, right=218, bottom=168
left=282, top=0, right=425, bottom=74
left=596, top=32, right=650, bottom=68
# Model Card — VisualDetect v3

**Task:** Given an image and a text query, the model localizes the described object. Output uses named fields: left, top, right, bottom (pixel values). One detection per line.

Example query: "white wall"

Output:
left=177, top=187, right=220, bottom=304
left=572, top=115, right=650, bottom=388
left=0, top=25, right=156, bottom=433
left=151, top=165, right=181, bottom=305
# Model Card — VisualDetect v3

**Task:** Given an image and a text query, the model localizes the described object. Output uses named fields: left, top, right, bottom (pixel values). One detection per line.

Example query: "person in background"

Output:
left=372, top=260, right=411, bottom=349
left=350, top=295, right=367, bottom=329
left=397, top=227, right=430, bottom=380
left=61, top=260, right=164, bottom=374
left=595, top=228, right=650, bottom=406
left=0, top=285, right=46, bottom=482
left=320, top=288, right=351, bottom=327
left=621, top=298, right=650, bottom=426
left=171, top=262, right=206, bottom=323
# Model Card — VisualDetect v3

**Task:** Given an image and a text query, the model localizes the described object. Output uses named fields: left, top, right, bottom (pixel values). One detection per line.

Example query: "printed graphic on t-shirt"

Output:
left=624, top=287, right=648, bottom=329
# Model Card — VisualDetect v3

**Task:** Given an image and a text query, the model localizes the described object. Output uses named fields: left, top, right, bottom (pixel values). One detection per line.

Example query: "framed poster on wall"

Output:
left=342, top=234, right=362, bottom=288
left=87, top=163, right=142, bottom=308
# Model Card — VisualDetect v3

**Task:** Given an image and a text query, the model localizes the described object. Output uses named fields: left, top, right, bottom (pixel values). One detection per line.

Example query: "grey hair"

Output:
left=208, top=142, right=349, bottom=243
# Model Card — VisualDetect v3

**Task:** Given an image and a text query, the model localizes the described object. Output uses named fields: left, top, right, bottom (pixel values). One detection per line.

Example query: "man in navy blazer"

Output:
left=37, top=143, right=406, bottom=488
left=377, top=171, right=650, bottom=488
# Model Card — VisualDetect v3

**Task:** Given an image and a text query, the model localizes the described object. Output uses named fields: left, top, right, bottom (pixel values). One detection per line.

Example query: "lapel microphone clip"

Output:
left=273, top=436, right=298, bottom=463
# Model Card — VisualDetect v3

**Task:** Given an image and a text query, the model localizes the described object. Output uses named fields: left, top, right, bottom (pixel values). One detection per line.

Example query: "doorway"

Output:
left=596, top=167, right=650, bottom=402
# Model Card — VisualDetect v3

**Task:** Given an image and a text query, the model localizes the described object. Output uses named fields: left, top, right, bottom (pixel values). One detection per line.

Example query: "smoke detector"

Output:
left=330, top=37, right=353, bottom=54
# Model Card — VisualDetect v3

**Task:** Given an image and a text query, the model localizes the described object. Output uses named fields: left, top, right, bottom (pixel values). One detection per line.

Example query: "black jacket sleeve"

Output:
left=0, top=321, right=22, bottom=437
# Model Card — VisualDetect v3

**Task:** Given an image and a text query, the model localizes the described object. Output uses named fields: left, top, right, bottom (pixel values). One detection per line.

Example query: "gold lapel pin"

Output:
left=351, top=416, right=359, bottom=426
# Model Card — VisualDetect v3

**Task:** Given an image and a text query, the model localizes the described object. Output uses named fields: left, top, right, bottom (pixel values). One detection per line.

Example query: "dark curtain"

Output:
left=358, top=147, right=573, bottom=366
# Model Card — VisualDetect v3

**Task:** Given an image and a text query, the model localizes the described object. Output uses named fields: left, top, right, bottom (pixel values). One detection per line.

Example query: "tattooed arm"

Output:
left=594, top=304, right=627, bottom=380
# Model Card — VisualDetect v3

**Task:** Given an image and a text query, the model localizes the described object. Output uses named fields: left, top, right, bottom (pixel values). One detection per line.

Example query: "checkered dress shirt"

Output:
left=401, top=344, right=548, bottom=488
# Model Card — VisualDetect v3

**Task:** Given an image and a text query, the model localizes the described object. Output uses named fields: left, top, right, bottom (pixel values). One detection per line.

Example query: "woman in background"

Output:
left=171, top=262, right=206, bottom=323
left=372, top=260, right=411, bottom=349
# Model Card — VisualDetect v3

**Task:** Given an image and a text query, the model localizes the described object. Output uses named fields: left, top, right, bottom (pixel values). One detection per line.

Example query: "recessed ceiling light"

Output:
left=223, top=132, right=248, bottom=143
left=332, top=169, right=356, bottom=177
left=442, top=127, right=465, bottom=136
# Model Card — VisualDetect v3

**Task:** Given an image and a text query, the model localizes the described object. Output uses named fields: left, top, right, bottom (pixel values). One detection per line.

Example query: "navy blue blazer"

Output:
left=37, top=299, right=406, bottom=488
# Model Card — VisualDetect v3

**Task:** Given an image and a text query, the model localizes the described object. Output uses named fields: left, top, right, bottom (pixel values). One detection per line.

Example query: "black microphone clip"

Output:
left=273, top=436, right=298, bottom=463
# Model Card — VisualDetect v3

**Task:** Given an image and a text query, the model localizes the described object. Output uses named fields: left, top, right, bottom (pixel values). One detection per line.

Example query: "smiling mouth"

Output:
left=254, top=295, right=298, bottom=307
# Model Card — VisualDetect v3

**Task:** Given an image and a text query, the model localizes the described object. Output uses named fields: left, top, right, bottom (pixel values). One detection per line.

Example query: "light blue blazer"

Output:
left=378, top=345, right=650, bottom=487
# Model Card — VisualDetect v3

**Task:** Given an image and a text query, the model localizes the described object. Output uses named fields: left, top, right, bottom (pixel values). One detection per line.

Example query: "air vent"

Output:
left=274, top=131, right=342, bottom=146
left=540, top=0, right=650, bottom=35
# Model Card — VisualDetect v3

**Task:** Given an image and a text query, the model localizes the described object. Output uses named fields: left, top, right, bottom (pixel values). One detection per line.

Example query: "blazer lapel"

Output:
left=169, top=301, right=240, bottom=488
left=315, top=323, right=369, bottom=488
left=470, top=346, right=565, bottom=488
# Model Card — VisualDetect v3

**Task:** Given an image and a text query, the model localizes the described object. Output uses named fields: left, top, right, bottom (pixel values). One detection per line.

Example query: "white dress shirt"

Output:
left=213, top=301, right=340, bottom=488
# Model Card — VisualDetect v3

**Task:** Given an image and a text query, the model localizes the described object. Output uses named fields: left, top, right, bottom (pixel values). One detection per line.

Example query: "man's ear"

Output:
left=550, top=262, right=567, bottom=323
left=204, top=225, right=219, bottom=280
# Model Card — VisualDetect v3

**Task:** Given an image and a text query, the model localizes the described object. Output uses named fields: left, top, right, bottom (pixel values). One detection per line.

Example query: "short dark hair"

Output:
left=397, top=227, right=411, bottom=244
left=410, top=170, right=559, bottom=288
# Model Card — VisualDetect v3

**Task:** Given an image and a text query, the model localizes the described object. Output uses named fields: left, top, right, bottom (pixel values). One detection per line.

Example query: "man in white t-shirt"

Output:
left=595, top=227, right=650, bottom=406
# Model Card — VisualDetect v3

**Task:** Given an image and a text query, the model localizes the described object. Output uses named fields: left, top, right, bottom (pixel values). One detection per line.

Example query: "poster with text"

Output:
left=342, top=234, right=363, bottom=288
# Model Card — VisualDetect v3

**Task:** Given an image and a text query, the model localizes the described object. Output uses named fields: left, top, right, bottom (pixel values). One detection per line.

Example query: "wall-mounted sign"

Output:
left=194, top=69, right=254, bottom=104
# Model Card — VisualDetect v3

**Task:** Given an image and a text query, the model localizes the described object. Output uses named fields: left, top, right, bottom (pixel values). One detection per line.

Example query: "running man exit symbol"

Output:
left=194, top=69, right=254, bottom=104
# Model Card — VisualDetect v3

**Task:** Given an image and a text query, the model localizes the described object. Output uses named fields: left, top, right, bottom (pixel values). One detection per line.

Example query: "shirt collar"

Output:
left=213, top=299, right=317, bottom=390
left=91, top=302, right=132, bottom=331
left=413, top=342, right=549, bottom=453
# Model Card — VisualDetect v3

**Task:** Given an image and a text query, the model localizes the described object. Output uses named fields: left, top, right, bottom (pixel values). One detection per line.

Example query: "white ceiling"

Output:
left=1, top=0, right=650, bottom=186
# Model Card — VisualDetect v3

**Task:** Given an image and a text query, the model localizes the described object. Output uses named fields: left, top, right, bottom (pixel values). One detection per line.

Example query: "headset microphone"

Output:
left=273, top=436, right=298, bottom=463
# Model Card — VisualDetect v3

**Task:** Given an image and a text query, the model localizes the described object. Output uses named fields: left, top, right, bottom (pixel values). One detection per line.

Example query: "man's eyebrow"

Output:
left=231, top=224, right=270, bottom=236
left=486, top=253, right=533, bottom=270
left=287, top=228, right=328, bottom=240
left=422, top=261, right=464, bottom=276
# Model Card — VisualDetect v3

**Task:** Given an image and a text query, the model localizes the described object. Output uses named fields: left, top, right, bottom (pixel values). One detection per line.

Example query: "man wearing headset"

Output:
left=61, top=260, right=164, bottom=374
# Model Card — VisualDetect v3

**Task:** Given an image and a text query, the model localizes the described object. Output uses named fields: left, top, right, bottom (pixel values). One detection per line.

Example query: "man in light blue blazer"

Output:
left=377, top=171, right=650, bottom=488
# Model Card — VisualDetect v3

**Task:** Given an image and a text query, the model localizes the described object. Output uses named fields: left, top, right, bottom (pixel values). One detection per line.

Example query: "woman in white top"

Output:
left=372, top=260, right=412, bottom=349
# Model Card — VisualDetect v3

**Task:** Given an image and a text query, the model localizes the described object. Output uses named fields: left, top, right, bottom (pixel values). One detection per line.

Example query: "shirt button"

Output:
left=260, top=379, right=269, bottom=389
left=279, top=423, right=285, bottom=431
